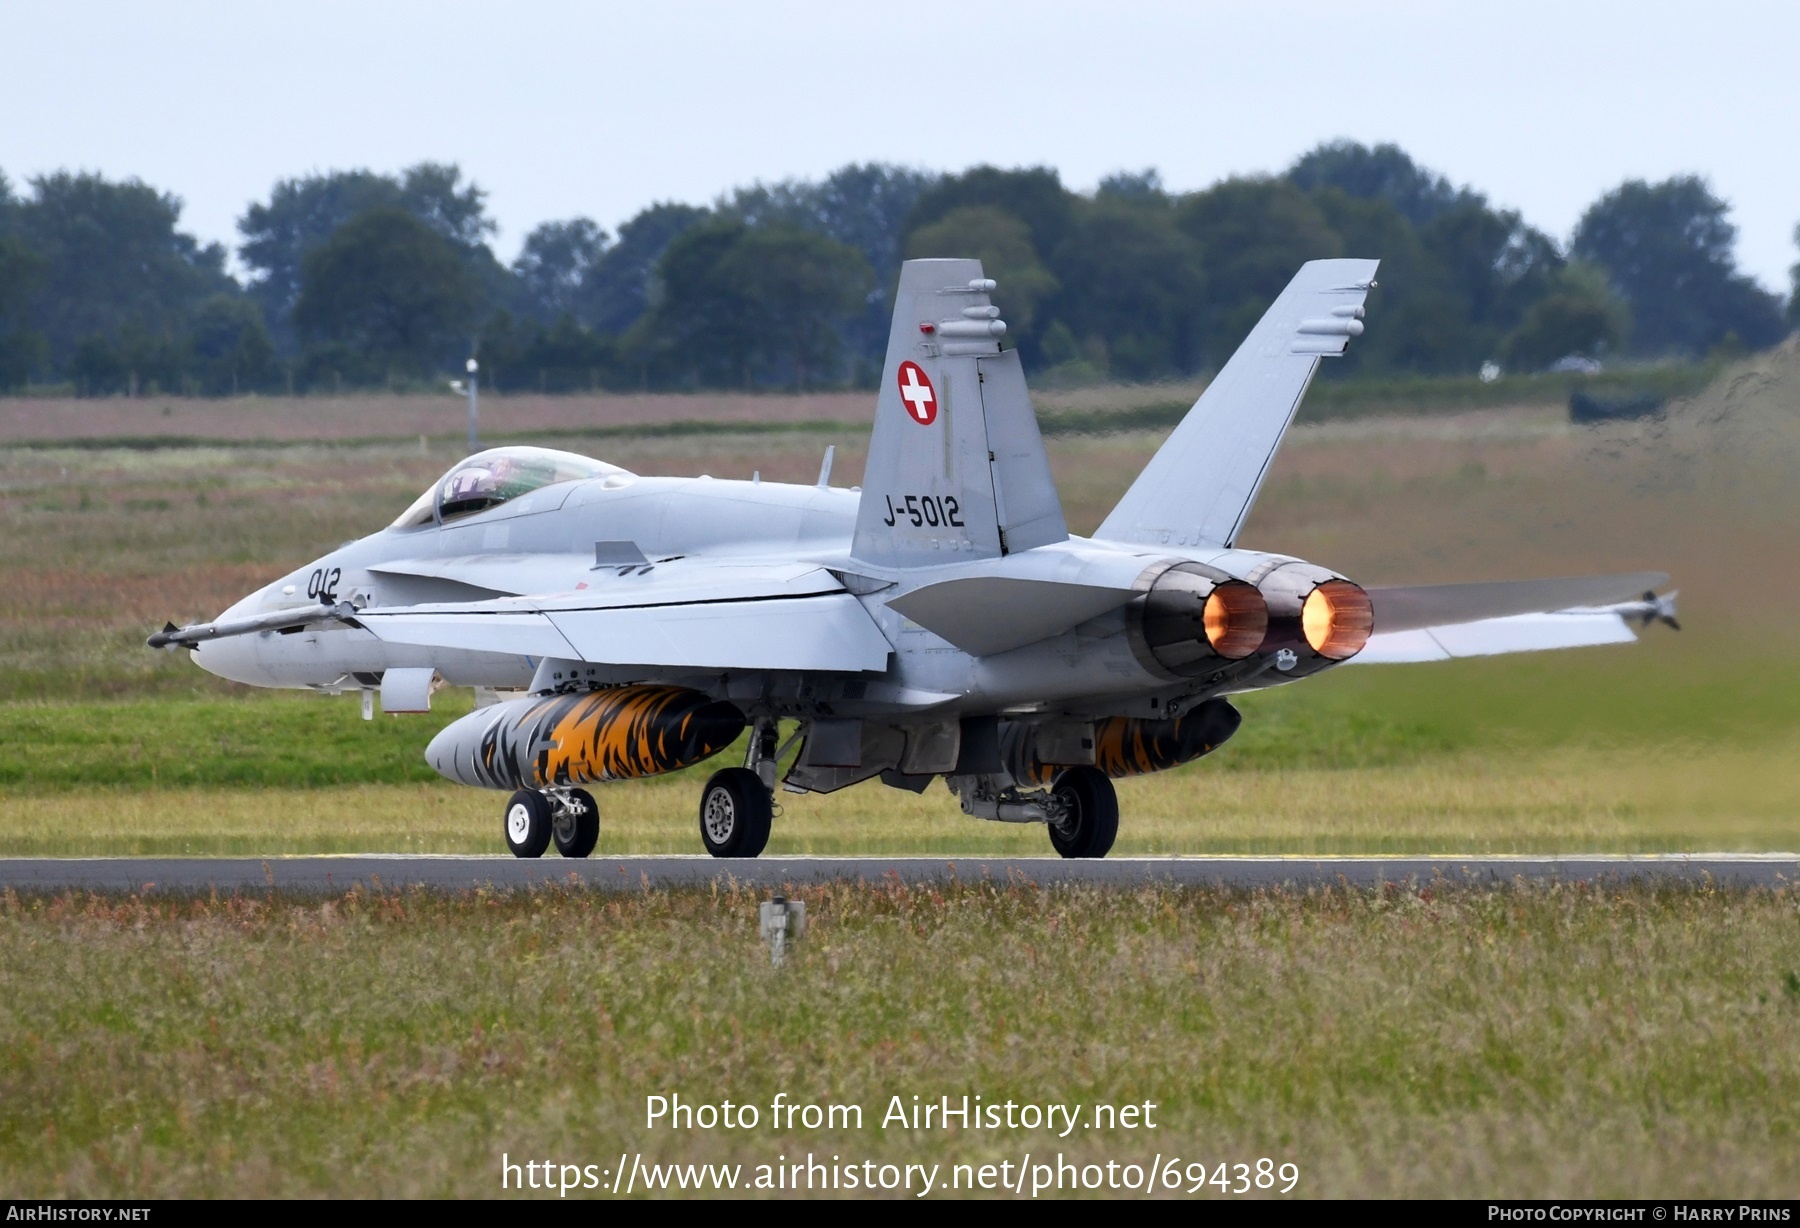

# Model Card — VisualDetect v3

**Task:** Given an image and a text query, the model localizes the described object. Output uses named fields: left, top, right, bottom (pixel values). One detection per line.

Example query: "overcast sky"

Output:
left=5, top=1, right=1796, bottom=292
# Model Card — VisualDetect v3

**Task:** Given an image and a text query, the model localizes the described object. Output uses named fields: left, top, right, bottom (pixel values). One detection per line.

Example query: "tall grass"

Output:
left=2, top=882, right=1796, bottom=1198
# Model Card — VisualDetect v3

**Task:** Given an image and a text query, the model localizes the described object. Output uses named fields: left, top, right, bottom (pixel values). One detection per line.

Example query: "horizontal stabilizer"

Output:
left=887, top=576, right=1135, bottom=656
left=1369, top=572, right=1669, bottom=634
left=1354, top=611, right=1638, bottom=663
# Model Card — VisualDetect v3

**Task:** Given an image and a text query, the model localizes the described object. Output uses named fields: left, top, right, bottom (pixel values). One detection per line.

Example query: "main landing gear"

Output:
left=498, top=737, right=1118, bottom=860
left=1046, top=766, right=1119, bottom=859
left=503, top=787, right=599, bottom=859
left=694, top=717, right=780, bottom=859
left=697, top=767, right=773, bottom=858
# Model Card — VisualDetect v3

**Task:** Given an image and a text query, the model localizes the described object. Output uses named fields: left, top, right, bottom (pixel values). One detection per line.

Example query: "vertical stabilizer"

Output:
left=851, top=259, right=1067, bottom=569
left=1095, top=258, right=1379, bottom=551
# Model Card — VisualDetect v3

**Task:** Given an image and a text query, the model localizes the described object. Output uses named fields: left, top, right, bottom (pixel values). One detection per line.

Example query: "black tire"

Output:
left=552, top=788, right=600, bottom=858
left=697, top=768, right=772, bottom=858
left=503, top=789, right=552, bottom=859
left=1048, top=766, right=1119, bottom=858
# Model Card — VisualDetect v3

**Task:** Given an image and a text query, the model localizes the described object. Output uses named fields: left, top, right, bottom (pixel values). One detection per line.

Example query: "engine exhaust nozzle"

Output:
left=1301, top=579, right=1374, bottom=660
left=1136, top=564, right=1269, bottom=676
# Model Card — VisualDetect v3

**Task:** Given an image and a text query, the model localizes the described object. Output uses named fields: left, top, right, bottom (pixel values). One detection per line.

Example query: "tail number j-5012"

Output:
left=882, top=494, right=964, bottom=529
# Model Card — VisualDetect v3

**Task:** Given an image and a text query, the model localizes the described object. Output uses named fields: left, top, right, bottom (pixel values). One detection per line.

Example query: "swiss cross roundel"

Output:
left=896, top=360, right=937, bottom=426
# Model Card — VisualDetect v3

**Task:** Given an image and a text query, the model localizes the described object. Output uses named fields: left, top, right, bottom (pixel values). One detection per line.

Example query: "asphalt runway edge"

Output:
left=1, top=854, right=1796, bottom=893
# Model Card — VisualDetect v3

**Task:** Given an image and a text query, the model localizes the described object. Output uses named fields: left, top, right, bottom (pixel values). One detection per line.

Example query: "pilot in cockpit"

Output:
left=390, top=446, right=629, bottom=529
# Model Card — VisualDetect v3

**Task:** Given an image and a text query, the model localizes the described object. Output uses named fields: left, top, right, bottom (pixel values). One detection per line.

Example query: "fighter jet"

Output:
left=150, top=258, right=1676, bottom=859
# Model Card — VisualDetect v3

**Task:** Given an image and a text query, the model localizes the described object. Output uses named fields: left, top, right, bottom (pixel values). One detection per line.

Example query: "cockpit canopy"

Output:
left=390, top=446, right=630, bottom=529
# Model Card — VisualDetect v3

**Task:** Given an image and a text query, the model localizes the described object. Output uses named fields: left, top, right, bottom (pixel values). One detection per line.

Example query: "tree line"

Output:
left=0, top=142, right=1794, bottom=397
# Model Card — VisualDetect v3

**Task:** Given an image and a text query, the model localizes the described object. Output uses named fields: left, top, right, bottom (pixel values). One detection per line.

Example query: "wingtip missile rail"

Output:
left=147, top=600, right=359, bottom=650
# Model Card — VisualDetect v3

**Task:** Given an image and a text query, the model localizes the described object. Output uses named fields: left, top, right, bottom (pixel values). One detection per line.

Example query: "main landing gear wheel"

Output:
left=503, top=789, right=552, bottom=859
left=698, top=767, right=772, bottom=858
left=552, top=788, right=600, bottom=859
left=1048, top=766, right=1119, bottom=859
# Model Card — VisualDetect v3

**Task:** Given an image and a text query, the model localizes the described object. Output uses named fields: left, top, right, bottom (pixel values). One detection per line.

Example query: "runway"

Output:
left=1, top=853, right=1796, bottom=893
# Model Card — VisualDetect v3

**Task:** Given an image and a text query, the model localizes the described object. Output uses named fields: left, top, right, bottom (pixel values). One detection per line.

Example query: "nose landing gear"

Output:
left=503, top=787, right=600, bottom=859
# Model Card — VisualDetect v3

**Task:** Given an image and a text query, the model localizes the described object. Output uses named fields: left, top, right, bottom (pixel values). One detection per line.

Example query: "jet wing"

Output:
left=353, top=563, right=893, bottom=673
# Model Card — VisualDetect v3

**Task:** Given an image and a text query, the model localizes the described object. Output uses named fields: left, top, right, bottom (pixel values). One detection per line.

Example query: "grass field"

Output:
left=3, top=881, right=1797, bottom=1198
left=2, top=652, right=1796, bottom=856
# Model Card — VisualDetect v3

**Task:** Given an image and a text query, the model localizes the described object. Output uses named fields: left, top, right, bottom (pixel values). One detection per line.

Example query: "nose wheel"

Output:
left=503, top=788, right=600, bottom=858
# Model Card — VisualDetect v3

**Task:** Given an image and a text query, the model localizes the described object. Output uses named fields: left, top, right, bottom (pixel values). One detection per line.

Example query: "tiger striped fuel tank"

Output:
left=1008, top=699, right=1242, bottom=784
left=425, top=686, right=746, bottom=791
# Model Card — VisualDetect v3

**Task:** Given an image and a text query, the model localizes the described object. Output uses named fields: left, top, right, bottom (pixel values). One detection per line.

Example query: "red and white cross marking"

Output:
left=896, top=360, right=937, bottom=426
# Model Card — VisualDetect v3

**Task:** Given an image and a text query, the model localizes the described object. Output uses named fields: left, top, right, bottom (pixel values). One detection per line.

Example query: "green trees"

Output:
left=0, top=148, right=1791, bottom=397
left=1288, top=140, right=1478, bottom=226
left=0, top=231, right=47, bottom=390
left=239, top=163, right=498, bottom=341
left=292, top=207, right=477, bottom=382
left=1046, top=201, right=1202, bottom=379
left=908, top=206, right=1059, bottom=341
left=1176, top=178, right=1341, bottom=368
left=9, top=172, right=237, bottom=387
left=1503, top=265, right=1628, bottom=372
left=641, top=221, right=872, bottom=389
left=723, top=164, right=934, bottom=292
left=513, top=218, right=608, bottom=324
left=186, top=295, right=277, bottom=395
left=1572, top=176, right=1786, bottom=356
left=561, top=202, right=707, bottom=336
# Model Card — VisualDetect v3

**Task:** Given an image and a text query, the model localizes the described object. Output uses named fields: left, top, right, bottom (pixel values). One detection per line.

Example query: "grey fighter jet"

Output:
left=151, top=258, right=1677, bottom=859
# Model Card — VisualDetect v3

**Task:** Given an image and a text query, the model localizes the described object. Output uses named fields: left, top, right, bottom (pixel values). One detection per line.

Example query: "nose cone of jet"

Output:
left=191, top=635, right=274, bottom=686
left=189, top=594, right=279, bottom=687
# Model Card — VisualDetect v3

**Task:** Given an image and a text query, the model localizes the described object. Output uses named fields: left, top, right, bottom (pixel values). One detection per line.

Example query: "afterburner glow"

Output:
left=1301, top=580, right=1374, bottom=659
left=1203, top=581, right=1268, bottom=659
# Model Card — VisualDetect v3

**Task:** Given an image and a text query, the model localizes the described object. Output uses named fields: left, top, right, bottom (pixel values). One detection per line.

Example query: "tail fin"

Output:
left=1094, top=258, right=1379, bottom=551
left=851, top=259, right=1067, bottom=569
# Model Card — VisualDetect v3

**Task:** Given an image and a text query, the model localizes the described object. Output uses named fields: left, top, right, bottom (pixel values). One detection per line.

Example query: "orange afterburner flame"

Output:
left=1202, top=581, right=1268, bottom=659
left=1301, top=580, right=1374, bottom=659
